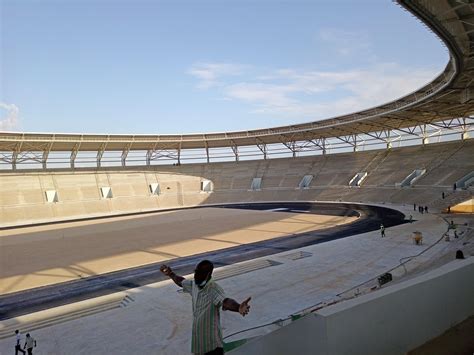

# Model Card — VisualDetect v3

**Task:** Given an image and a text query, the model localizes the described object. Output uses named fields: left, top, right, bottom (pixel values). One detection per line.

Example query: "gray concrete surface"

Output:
left=0, top=204, right=471, bottom=355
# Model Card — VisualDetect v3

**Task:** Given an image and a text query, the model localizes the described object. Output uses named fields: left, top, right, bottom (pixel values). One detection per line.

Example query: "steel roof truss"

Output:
left=336, top=135, right=358, bottom=152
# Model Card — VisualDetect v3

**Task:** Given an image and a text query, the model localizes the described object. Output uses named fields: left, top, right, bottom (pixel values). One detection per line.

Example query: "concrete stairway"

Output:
left=0, top=294, right=132, bottom=340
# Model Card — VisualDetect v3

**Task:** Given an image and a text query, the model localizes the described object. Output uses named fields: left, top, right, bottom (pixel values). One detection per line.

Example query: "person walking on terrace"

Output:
left=160, top=260, right=251, bottom=355
left=23, top=333, right=37, bottom=355
left=14, top=330, right=26, bottom=355
left=380, top=224, right=385, bottom=238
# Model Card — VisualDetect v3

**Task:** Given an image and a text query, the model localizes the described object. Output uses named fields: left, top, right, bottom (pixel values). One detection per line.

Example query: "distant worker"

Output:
left=424, top=206, right=428, bottom=213
left=450, top=220, right=455, bottom=229
left=23, top=333, right=36, bottom=355
left=414, top=203, right=416, bottom=211
left=409, top=215, right=413, bottom=223
left=14, top=330, right=26, bottom=355
left=160, top=260, right=251, bottom=355
left=442, top=192, right=445, bottom=199
left=380, top=224, right=385, bottom=238
left=453, top=183, right=457, bottom=191
left=447, top=206, right=451, bottom=213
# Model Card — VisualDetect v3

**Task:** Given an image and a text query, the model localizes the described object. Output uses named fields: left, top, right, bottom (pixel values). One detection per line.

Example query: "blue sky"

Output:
left=1, top=0, right=448, bottom=134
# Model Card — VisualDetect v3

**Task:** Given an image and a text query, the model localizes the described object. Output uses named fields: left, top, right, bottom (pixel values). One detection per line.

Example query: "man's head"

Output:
left=194, top=260, right=213, bottom=288
left=26, top=333, right=30, bottom=338
left=15, top=329, right=19, bottom=335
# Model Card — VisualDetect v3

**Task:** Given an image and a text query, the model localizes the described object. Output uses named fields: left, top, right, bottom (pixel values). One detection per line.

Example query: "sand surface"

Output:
left=0, top=207, right=356, bottom=294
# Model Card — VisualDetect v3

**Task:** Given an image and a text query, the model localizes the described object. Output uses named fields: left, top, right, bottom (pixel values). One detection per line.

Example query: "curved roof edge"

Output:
left=1, top=0, right=473, bottom=151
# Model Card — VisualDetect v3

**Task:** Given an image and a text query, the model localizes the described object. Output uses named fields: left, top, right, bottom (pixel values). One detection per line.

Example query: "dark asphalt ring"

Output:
left=0, top=202, right=407, bottom=320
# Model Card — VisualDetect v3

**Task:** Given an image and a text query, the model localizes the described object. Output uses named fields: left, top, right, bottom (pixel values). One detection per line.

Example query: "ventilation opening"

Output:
left=100, top=186, right=113, bottom=199
left=455, top=171, right=474, bottom=189
left=298, top=175, right=313, bottom=189
left=398, top=169, right=426, bottom=187
left=250, top=178, right=262, bottom=191
left=201, top=180, right=213, bottom=192
left=349, top=172, right=368, bottom=187
left=45, top=190, right=59, bottom=203
left=149, top=183, right=160, bottom=195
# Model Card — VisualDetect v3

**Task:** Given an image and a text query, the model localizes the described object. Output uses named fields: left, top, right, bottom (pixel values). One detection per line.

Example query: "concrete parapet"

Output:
left=230, top=258, right=474, bottom=355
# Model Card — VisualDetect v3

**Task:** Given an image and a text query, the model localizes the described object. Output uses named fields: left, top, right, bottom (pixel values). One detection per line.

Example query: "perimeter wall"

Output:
left=229, top=258, right=474, bottom=355
left=1, top=140, right=473, bottom=226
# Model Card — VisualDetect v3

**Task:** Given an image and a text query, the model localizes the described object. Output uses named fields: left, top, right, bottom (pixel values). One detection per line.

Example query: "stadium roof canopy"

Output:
left=0, top=0, right=473, bottom=167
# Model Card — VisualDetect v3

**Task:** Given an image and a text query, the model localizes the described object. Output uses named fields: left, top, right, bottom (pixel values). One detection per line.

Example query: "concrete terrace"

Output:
left=0, top=204, right=472, bottom=354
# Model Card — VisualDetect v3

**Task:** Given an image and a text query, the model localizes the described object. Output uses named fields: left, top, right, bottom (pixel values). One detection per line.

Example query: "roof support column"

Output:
left=11, top=142, right=22, bottom=170
left=42, top=151, right=49, bottom=169
left=147, top=141, right=159, bottom=166
left=97, top=143, right=107, bottom=168
left=461, top=117, right=470, bottom=140
left=231, top=143, right=239, bottom=162
left=41, top=150, right=49, bottom=170
left=353, top=135, right=359, bottom=152
left=146, top=150, right=152, bottom=166
left=205, top=142, right=210, bottom=163
left=421, top=125, right=429, bottom=145
left=256, top=138, right=267, bottom=160
left=12, top=150, right=18, bottom=171
left=70, top=143, right=80, bottom=169
left=42, top=142, right=53, bottom=170
left=121, top=143, right=132, bottom=167
left=386, top=130, right=393, bottom=149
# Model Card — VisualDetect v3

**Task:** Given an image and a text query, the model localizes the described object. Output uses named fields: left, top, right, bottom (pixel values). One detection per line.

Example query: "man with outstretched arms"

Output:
left=160, top=260, right=251, bottom=355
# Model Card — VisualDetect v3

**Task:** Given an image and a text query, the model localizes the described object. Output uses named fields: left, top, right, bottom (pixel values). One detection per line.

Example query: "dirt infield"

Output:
left=0, top=207, right=356, bottom=294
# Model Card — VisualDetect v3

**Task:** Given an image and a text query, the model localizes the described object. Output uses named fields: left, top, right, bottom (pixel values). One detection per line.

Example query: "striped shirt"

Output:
left=182, top=278, right=226, bottom=354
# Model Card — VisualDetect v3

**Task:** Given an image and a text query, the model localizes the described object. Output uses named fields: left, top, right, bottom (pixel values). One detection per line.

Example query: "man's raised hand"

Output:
left=239, top=297, right=251, bottom=316
left=161, top=265, right=185, bottom=287
left=160, top=264, right=172, bottom=276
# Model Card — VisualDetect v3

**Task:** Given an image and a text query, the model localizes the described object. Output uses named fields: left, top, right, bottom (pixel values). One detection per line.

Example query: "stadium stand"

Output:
left=0, top=0, right=474, bottom=353
left=1, top=139, right=472, bottom=227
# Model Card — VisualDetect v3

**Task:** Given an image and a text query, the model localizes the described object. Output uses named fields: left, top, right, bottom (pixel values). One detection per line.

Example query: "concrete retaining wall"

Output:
left=230, top=258, right=474, bottom=355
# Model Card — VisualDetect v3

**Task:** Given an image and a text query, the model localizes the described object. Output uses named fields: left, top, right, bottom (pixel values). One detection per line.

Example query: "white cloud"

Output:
left=187, top=61, right=441, bottom=121
left=318, top=28, right=372, bottom=57
left=188, top=62, right=245, bottom=89
left=0, top=103, right=20, bottom=131
left=225, top=83, right=297, bottom=107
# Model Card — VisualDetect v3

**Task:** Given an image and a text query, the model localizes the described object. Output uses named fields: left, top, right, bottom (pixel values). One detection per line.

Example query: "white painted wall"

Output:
left=230, top=258, right=474, bottom=355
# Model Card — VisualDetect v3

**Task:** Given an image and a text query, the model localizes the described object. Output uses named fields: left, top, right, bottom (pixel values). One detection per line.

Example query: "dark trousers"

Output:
left=15, top=344, right=26, bottom=355
left=27, top=348, right=33, bottom=355
left=205, top=347, right=224, bottom=355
